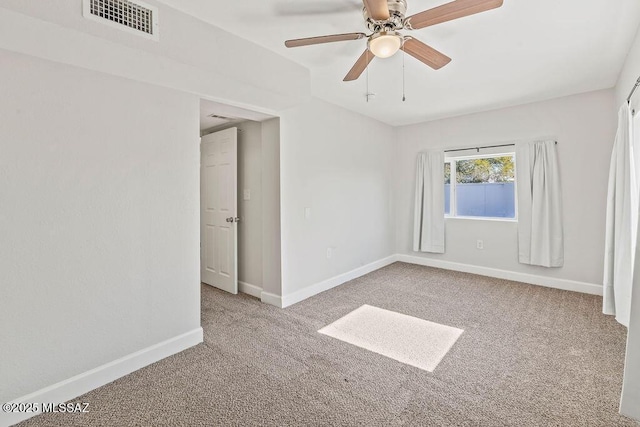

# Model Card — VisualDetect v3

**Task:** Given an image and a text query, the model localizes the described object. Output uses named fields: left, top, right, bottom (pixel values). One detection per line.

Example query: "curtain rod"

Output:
left=628, top=76, right=640, bottom=116
left=444, top=141, right=557, bottom=153
left=627, top=76, right=640, bottom=104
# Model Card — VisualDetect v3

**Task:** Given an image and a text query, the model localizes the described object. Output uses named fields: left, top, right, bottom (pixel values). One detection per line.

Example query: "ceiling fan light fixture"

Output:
left=368, top=31, right=403, bottom=58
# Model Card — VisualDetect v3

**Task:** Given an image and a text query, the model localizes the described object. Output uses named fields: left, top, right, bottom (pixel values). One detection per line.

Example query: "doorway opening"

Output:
left=199, top=99, right=282, bottom=303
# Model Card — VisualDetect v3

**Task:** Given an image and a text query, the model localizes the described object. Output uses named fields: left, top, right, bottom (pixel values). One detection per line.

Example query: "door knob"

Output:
left=226, top=217, right=233, bottom=222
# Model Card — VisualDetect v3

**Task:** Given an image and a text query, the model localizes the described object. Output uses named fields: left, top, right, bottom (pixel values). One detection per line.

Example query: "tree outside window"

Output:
left=445, top=154, right=516, bottom=219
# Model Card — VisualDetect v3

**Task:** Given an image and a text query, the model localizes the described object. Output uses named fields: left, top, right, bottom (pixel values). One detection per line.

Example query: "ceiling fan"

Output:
left=284, top=0, right=503, bottom=81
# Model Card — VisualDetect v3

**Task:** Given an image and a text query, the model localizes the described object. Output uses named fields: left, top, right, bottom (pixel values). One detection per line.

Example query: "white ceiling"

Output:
left=162, top=0, right=640, bottom=126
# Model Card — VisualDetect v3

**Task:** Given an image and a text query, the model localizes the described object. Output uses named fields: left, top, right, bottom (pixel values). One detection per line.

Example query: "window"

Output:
left=445, top=153, right=516, bottom=219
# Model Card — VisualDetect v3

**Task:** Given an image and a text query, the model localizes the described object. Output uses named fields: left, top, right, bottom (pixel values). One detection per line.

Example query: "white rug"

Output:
left=318, top=305, right=464, bottom=372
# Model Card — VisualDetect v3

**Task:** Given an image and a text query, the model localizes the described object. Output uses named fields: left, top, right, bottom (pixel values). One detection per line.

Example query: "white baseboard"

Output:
left=2, top=327, right=203, bottom=427
left=280, top=255, right=398, bottom=308
left=260, top=291, right=283, bottom=308
left=238, top=281, right=262, bottom=299
left=254, top=252, right=601, bottom=309
left=621, top=400, right=640, bottom=423
left=397, top=254, right=603, bottom=296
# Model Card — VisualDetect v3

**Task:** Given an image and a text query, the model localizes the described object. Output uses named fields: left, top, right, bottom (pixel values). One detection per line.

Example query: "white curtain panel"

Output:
left=603, top=104, right=637, bottom=327
left=413, top=151, right=445, bottom=253
left=516, top=140, right=564, bottom=268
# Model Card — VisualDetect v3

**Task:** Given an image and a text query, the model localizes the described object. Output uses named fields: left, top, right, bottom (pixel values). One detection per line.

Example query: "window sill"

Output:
left=445, top=216, right=518, bottom=223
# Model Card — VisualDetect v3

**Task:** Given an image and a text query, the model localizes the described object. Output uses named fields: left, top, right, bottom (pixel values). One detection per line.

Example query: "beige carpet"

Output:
left=18, top=262, right=639, bottom=426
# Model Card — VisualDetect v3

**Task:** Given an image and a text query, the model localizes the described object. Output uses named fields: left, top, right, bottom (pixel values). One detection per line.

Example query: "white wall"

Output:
left=393, top=90, right=616, bottom=290
left=236, top=122, right=264, bottom=290
left=616, top=27, right=640, bottom=109
left=618, top=25, right=640, bottom=421
left=261, top=118, right=283, bottom=299
left=0, top=2, right=296, bottom=414
left=0, top=50, right=201, bottom=402
left=279, top=98, right=395, bottom=302
left=0, top=1, right=309, bottom=114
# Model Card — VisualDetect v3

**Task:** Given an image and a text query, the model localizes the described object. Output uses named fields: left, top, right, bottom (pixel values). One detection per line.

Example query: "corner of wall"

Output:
left=1, top=328, right=203, bottom=426
left=261, top=117, right=283, bottom=299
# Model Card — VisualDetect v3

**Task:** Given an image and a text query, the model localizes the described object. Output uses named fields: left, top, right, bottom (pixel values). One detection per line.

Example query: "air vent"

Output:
left=208, top=114, right=235, bottom=121
left=83, top=0, right=159, bottom=41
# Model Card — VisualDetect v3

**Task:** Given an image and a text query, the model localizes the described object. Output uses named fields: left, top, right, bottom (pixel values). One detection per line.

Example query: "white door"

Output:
left=200, top=127, right=238, bottom=294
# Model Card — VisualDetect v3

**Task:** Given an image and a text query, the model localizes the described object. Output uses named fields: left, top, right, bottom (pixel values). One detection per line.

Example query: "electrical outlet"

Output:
left=326, top=247, right=333, bottom=259
left=476, top=240, right=484, bottom=250
left=304, top=207, right=311, bottom=219
left=243, top=189, right=251, bottom=201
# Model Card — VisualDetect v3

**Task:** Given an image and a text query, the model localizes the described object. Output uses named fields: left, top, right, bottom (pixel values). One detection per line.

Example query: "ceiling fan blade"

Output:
left=344, top=49, right=375, bottom=81
left=406, top=0, right=503, bottom=30
left=401, top=38, right=451, bottom=70
left=363, top=0, right=390, bottom=20
left=285, top=32, right=367, bottom=48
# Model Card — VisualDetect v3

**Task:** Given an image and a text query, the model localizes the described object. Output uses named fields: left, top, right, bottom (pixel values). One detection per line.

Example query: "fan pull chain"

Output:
left=366, top=50, right=370, bottom=103
left=402, top=40, right=406, bottom=102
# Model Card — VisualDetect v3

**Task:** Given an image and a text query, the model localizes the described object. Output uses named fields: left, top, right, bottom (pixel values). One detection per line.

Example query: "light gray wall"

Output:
left=261, top=118, right=282, bottom=298
left=617, top=24, right=640, bottom=421
left=237, top=122, right=264, bottom=289
left=393, top=89, right=616, bottom=286
left=616, top=26, right=640, bottom=109
left=0, top=0, right=298, bottom=407
left=0, top=1, right=309, bottom=113
left=0, top=50, right=200, bottom=402
left=279, top=98, right=395, bottom=297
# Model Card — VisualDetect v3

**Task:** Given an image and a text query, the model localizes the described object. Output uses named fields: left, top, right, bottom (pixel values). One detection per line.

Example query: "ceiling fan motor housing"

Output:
left=364, top=0, right=407, bottom=32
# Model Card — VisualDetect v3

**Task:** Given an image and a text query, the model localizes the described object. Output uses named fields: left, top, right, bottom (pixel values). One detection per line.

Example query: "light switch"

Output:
left=304, top=207, right=311, bottom=219
left=243, top=189, right=251, bottom=201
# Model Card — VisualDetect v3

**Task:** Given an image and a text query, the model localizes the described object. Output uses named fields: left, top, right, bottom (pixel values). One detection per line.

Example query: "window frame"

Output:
left=445, top=151, right=518, bottom=222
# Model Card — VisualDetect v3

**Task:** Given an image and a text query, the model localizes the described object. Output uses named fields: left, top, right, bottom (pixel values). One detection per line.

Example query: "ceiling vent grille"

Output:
left=208, top=114, right=235, bottom=121
left=83, top=0, right=159, bottom=41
